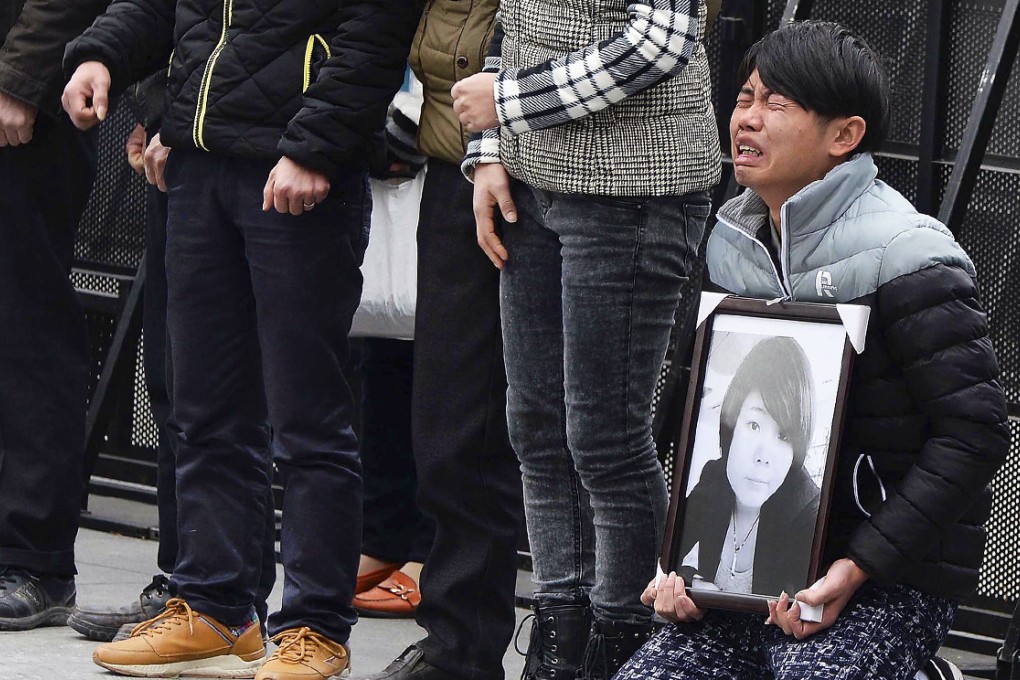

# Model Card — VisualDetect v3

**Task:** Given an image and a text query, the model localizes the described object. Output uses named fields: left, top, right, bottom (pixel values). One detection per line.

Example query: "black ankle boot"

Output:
left=517, top=601, right=591, bottom=680
left=579, top=618, right=653, bottom=680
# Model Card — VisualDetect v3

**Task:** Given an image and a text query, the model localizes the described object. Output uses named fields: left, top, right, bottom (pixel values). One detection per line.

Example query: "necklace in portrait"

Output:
left=730, top=511, right=760, bottom=576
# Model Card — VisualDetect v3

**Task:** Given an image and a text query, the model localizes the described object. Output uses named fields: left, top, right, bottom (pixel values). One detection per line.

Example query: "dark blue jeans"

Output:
left=616, top=582, right=956, bottom=679
left=501, top=182, right=709, bottom=624
left=143, top=185, right=276, bottom=625
left=0, top=115, right=93, bottom=577
left=163, top=150, right=367, bottom=642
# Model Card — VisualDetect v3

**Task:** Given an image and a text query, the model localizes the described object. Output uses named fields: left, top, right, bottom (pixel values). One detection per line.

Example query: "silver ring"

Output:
left=302, top=201, right=316, bottom=210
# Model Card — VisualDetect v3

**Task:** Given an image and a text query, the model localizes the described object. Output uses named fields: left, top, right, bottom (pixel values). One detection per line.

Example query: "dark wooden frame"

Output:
left=660, top=296, right=856, bottom=613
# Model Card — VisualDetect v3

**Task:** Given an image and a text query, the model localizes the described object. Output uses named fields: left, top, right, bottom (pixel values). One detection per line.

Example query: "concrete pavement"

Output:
left=0, top=526, right=994, bottom=679
left=0, top=529, right=528, bottom=680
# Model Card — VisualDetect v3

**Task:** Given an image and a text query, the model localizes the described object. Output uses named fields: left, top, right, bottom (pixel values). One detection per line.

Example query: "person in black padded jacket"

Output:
left=62, top=1, right=423, bottom=678
left=0, top=0, right=108, bottom=633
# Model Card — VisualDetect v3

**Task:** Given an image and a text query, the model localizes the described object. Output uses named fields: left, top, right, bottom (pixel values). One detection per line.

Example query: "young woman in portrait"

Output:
left=678, top=336, right=820, bottom=597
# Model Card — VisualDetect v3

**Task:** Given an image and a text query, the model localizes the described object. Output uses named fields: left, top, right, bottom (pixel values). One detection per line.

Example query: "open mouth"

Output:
left=737, top=144, right=762, bottom=157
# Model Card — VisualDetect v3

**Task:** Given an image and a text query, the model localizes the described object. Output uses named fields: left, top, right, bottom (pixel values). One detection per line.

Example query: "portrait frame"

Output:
left=660, top=295, right=865, bottom=614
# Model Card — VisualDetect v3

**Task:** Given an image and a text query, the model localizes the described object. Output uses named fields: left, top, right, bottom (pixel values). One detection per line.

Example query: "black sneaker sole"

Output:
left=0, top=606, right=73, bottom=631
left=67, top=610, right=133, bottom=642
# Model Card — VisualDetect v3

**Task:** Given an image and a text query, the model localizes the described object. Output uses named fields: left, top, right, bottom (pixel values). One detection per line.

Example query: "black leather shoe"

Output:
left=66, top=574, right=171, bottom=641
left=0, top=567, right=75, bottom=631
left=352, top=644, right=461, bottom=680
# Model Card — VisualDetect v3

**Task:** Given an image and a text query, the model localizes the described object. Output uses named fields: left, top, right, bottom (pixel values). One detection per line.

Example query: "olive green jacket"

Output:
left=409, top=0, right=497, bottom=165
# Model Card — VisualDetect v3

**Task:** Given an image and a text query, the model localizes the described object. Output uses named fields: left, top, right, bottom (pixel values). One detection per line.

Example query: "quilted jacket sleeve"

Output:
left=0, top=0, right=113, bottom=115
left=278, top=0, right=426, bottom=177
left=847, top=263, right=1011, bottom=583
left=62, top=0, right=175, bottom=97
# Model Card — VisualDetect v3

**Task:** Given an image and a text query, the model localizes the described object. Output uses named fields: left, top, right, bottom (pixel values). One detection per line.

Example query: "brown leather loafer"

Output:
left=356, top=562, right=401, bottom=596
left=352, top=570, right=421, bottom=619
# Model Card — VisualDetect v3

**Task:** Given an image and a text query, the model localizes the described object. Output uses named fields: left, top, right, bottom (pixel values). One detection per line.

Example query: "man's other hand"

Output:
left=451, top=73, right=498, bottom=133
left=262, top=157, right=330, bottom=215
left=143, top=133, right=171, bottom=191
left=126, top=124, right=146, bottom=175
left=0, top=92, right=37, bottom=147
left=62, top=61, right=111, bottom=130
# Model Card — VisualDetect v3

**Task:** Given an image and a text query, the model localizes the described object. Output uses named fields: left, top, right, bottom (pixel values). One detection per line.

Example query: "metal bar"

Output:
left=82, top=257, right=147, bottom=506
left=938, top=0, right=1020, bottom=234
left=781, top=0, right=815, bottom=24
left=917, top=0, right=952, bottom=215
left=715, top=0, right=767, bottom=144
left=652, top=0, right=766, bottom=463
left=998, top=599, right=1020, bottom=679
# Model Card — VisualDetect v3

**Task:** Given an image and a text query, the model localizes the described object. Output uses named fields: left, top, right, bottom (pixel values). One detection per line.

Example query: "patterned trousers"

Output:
left=615, top=582, right=955, bottom=679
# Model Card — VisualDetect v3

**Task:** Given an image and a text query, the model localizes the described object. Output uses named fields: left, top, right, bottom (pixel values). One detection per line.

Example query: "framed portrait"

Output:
left=660, top=294, right=869, bottom=614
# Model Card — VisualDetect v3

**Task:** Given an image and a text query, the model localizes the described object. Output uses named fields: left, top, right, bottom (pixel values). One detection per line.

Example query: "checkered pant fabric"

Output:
left=615, top=582, right=956, bottom=680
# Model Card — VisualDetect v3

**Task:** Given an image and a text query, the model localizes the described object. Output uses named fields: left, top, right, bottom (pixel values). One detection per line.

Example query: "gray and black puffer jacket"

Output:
left=65, top=0, right=424, bottom=177
left=707, top=153, right=1011, bottom=599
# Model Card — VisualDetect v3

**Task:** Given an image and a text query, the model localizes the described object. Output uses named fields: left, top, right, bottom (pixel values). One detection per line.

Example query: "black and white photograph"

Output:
left=662, top=298, right=859, bottom=612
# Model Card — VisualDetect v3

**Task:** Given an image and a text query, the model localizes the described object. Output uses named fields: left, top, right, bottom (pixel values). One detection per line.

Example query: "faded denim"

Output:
left=500, top=182, right=709, bottom=624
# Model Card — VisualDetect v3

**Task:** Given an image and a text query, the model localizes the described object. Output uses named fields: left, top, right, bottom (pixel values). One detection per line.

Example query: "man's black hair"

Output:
left=737, top=21, right=891, bottom=153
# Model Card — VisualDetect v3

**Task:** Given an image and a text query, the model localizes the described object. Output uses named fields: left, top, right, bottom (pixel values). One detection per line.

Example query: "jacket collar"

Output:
left=717, top=153, right=879, bottom=241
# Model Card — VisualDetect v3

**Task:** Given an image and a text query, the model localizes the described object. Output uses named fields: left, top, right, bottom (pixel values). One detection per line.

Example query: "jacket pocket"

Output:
left=302, top=34, right=331, bottom=92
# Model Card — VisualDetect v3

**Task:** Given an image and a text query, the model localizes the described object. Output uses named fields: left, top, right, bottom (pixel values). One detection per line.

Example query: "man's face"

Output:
left=729, top=69, right=840, bottom=206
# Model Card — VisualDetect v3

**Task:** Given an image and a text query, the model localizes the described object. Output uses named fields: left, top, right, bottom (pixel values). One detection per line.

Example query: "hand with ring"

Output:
left=262, top=156, right=330, bottom=215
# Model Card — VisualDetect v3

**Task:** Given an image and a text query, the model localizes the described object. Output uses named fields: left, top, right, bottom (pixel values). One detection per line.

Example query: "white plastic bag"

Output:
left=349, top=167, right=425, bottom=340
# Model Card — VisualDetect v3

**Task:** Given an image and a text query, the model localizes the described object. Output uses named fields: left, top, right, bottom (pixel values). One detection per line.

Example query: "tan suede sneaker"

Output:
left=92, top=598, right=266, bottom=678
left=256, top=627, right=350, bottom=680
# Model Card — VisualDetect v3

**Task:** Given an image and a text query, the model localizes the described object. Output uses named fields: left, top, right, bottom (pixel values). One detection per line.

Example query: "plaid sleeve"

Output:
left=496, top=0, right=700, bottom=135
left=461, top=29, right=504, bottom=181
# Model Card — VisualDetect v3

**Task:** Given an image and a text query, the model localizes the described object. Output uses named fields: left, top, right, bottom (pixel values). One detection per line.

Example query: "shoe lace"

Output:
left=130, top=598, right=195, bottom=638
left=580, top=629, right=607, bottom=680
left=514, top=612, right=542, bottom=680
left=513, top=612, right=536, bottom=658
left=270, top=627, right=330, bottom=664
left=515, top=609, right=569, bottom=680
